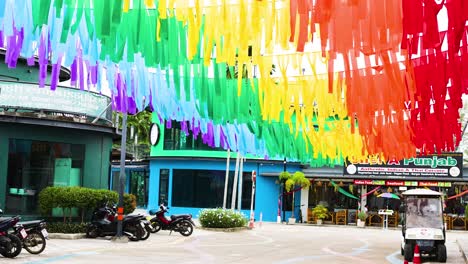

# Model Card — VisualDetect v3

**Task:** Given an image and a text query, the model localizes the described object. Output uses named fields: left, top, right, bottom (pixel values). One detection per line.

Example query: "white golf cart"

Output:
left=400, top=189, right=447, bottom=262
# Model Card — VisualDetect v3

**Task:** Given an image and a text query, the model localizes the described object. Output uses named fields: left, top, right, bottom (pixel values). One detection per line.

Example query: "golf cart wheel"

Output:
left=404, top=244, right=414, bottom=262
left=437, top=244, right=447, bottom=263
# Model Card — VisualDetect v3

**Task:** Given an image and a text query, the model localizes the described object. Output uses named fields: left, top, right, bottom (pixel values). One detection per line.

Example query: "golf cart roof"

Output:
left=401, top=188, right=442, bottom=196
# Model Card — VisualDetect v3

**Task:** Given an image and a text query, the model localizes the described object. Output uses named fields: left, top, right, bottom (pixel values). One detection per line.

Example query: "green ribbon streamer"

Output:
left=330, top=181, right=359, bottom=200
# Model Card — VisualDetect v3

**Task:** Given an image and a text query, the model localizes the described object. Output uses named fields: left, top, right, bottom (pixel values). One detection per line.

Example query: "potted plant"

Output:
left=357, top=211, right=368, bottom=227
left=312, top=205, right=328, bottom=225
left=279, top=171, right=311, bottom=224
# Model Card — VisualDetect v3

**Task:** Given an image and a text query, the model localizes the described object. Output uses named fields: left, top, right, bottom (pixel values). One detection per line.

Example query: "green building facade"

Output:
left=0, top=57, right=114, bottom=217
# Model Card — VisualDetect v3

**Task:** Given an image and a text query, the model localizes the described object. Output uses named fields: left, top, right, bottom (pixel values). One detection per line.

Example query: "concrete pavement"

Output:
left=3, top=222, right=467, bottom=264
left=457, top=238, right=468, bottom=264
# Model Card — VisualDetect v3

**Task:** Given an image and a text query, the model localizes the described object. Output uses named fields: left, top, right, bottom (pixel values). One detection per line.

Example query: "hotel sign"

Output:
left=0, top=82, right=110, bottom=119
left=344, top=153, right=463, bottom=178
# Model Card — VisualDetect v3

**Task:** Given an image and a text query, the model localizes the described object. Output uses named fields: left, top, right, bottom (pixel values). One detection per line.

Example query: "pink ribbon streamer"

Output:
left=361, top=186, right=382, bottom=198
left=447, top=189, right=468, bottom=200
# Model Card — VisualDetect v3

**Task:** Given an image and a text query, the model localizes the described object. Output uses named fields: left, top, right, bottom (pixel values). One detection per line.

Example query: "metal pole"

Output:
left=231, top=152, right=240, bottom=210
left=237, top=156, right=244, bottom=211
left=222, top=149, right=231, bottom=209
left=282, top=158, right=286, bottom=223
left=117, top=113, right=127, bottom=237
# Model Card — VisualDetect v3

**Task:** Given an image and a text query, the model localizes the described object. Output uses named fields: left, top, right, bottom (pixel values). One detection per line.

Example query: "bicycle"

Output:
left=294, top=204, right=305, bottom=223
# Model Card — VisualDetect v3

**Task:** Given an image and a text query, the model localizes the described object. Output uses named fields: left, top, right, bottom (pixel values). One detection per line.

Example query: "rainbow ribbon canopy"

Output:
left=1, top=0, right=468, bottom=165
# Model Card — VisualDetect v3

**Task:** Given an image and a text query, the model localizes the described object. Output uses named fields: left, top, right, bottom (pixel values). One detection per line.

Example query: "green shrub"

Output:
left=38, top=187, right=136, bottom=222
left=199, top=208, right=247, bottom=228
left=465, top=204, right=468, bottom=220
left=46, top=222, right=88, bottom=234
left=123, top=193, right=137, bottom=215
left=357, top=211, right=368, bottom=221
left=312, top=205, right=328, bottom=220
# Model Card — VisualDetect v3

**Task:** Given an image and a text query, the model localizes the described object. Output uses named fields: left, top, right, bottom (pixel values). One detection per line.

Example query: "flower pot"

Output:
left=316, top=219, right=323, bottom=225
left=357, top=219, right=366, bottom=228
left=288, top=217, right=296, bottom=225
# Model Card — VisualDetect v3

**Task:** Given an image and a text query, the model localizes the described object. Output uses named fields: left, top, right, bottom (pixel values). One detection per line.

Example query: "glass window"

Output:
left=163, top=120, right=224, bottom=151
left=405, top=197, right=443, bottom=229
left=158, top=169, right=169, bottom=206
left=111, top=171, right=120, bottom=192
left=172, top=169, right=253, bottom=209
left=129, top=170, right=149, bottom=208
left=5, top=139, right=85, bottom=214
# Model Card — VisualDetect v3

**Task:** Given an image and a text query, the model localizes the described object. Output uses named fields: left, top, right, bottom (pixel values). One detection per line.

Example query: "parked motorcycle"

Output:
left=14, top=219, right=47, bottom=254
left=86, top=202, right=148, bottom=241
left=0, top=209, right=24, bottom=258
left=148, top=205, right=194, bottom=236
left=105, top=204, right=153, bottom=241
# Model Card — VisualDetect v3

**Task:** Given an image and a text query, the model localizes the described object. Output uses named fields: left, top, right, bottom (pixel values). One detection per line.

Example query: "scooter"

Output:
left=86, top=202, right=148, bottom=241
left=148, top=204, right=195, bottom=237
left=0, top=209, right=24, bottom=258
left=13, top=219, right=48, bottom=254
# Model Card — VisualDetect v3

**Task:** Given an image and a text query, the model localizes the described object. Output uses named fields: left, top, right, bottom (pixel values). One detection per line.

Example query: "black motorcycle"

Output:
left=14, top=219, right=47, bottom=254
left=0, top=209, right=24, bottom=258
left=86, top=202, right=148, bottom=241
left=148, top=205, right=195, bottom=236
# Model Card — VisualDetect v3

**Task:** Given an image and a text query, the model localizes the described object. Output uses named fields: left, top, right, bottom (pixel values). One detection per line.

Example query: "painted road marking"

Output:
left=24, top=251, right=98, bottom=264
left=385, top=250, right=403, bottom=264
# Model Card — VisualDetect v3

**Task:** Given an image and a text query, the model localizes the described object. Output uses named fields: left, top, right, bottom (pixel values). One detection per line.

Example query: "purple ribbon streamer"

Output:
left=90, top=64, right=97, bottom=85
left=9, top=27, right=23, bottom=68
left=180, top=120, right=189, bottom=135
left=70, top=59, right=77, bottom=86
left=38, top=34, right=47, bottom=87
left=27, top=57, right=35, bottom=66
left=50, top=54, right=63, bottom=90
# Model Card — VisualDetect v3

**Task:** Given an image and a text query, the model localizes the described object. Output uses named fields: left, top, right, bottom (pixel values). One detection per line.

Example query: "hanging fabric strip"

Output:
left=330, top=181, right=360, bottom=200
left=361, top=186, right=382, bottom=198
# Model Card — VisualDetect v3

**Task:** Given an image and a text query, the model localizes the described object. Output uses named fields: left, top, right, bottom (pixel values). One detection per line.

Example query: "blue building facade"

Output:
left=146, top=117, right=301, bottom=222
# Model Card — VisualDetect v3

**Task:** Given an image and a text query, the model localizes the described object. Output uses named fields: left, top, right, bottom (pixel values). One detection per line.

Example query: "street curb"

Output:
left=198, top=226, right=249, bottom=232
left=456, top=239, right=468, bottom=264
left=48, top=233, right=86, bottom=240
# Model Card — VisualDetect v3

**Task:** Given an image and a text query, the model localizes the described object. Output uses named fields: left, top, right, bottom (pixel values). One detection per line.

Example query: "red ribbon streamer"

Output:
left=447, top=189, right=468, bottom=200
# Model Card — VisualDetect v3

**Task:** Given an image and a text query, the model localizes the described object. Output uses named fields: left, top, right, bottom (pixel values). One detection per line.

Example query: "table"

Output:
left=378, top=209, right=394, bottom=229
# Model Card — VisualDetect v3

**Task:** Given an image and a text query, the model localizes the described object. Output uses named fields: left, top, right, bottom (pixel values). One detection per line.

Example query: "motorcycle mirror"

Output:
left=0, top=209, right=3, bottom=215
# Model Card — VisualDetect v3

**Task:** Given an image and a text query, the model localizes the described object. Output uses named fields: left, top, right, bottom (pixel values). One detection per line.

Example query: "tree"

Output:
left=278, top=171, right=310, bottom=220
left=113, top=110, right=152, bottom=160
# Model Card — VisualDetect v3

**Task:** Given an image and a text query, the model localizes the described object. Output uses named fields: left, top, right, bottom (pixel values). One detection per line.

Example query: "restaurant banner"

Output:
left=344, top=153, right=463, bottom=178
left=353, top=179, right=452, bottom=187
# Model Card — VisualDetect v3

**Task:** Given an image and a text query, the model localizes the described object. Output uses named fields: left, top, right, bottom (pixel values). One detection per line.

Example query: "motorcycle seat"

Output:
left=124, top=214, right=143, bottom=221
left=19, top=220, right=44, bottom=226
left=170, top=214, right=190, bottom=220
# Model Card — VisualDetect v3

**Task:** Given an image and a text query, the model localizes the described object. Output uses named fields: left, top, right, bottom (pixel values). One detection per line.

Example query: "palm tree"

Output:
left=113, top=110, right=152, bottom=160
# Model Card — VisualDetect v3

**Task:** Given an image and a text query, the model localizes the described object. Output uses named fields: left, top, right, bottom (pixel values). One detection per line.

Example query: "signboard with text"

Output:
left=0, top=82, right=110, bottom=119
left=353, top=179, right=451, bottom=187
left=344, top=153, right=463, bottom=179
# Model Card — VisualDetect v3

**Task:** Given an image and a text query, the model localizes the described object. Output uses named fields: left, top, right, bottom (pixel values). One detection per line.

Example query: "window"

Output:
left=5, top=139, right=85, bottom=214
left=129, top=170, right=149, bottom=208
left=163, top=120, right=224, bottom=151
left=158, top=169, right=169, bottom=206
left=171, top=169, right=253, bottom=209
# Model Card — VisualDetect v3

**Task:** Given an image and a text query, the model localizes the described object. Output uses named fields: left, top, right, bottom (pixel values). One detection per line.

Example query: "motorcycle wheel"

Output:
left=178, top=220, right=194, bottom=237
left=85, top=225, right=99, bottom=239
left=125, top=223, right=143, bottom=242
left=150, top=221, right=161, bottom=233
left=0, top=234, right=22, bottom=258
left=140, top=226, right=150, bottom=241
left=23, top=231, right=46, bottom=255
